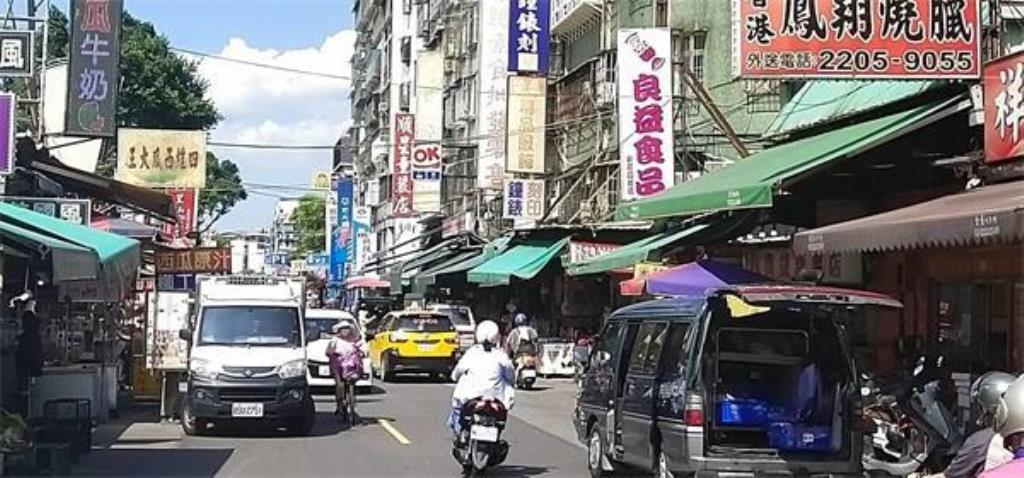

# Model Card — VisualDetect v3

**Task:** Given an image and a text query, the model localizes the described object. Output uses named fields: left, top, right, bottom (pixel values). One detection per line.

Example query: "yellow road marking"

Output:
left=378, top=419, right=411, bottom=445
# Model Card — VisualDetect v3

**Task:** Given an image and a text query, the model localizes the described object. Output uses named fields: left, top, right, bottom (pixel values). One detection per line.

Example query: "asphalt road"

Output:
left=71, top=378, right=593, bottom=477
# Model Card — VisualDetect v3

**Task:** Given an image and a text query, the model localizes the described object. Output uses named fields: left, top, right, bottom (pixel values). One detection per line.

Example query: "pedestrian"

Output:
left=980, top=375, right=1024, bottom=477
left=11, top=293, right=42, bottom=415
left=326, top=321, right=365, bottom=419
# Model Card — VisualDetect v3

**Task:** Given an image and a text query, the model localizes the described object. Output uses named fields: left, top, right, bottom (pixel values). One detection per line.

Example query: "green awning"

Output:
left=400, top=236, right=478, bottom=280
left=468, top=237, right=570, bottom=287
left=415, top=237, right=513, bottom=286
left=615, top=98, right=962, bottom=221
left=0, top=220, right=100, bottom=282
left=565, top=224, right=709, bottom=276
left=0, top=202, right=140, bottom=300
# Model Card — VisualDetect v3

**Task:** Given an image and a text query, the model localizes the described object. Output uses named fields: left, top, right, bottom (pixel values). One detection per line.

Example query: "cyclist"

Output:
left=326, top=321, right=365, bottom=420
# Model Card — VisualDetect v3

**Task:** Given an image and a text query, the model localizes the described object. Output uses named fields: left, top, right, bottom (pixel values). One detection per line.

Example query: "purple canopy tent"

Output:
left=620, top=259, right=771, bottom=297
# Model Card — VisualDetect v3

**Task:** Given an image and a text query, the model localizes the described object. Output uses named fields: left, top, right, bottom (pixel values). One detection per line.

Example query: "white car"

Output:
left=428, top=304, right=477, bottom=352
left=304, top=309, right=373, bottom=389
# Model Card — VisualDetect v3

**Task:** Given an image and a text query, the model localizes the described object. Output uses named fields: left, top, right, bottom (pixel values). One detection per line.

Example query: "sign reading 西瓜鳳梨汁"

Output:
left=154, top=248, right=231, bottom=274
left=392, top=113, right=415, bottom=218
left=1, top=197, right=92, bottom=225
left=66, top=0, right=122, bottom=137
left=618, top=28, right=674, bottom=201
left=508, top=0, right=549, bottom=73
left=735, top=0, right=980, bottom=79
left=412, top=144, right=442, bottom=213
left=503, top=178, right=545, bottom=221
left=984, top=51, right=1024, bottom=164
left=506, top=76, right=546, bottom=174
left=115, top=129, right=207, bottom=188
left=568, top=241, right=621, bottom=264
left=0, top=30, right=33, bottom=77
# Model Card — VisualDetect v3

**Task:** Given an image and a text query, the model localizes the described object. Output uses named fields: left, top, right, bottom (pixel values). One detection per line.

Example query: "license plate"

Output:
left=521, top=369, right=537, bottom=379
left=231, top=402, right=264, bottom=418
left=470, top=425, right=499, bottom=443
left=319, top=365, right=331, bottom=377
left=418, top=343, right=434, bottom=352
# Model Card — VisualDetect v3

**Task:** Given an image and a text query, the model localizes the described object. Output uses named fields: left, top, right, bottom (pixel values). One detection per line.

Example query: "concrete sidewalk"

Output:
left=510, top=377, right=583, bottom=448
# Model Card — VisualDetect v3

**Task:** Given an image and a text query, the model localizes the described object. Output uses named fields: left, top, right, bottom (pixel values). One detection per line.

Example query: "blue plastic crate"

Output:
left=717, top=399, right=769, bottom=426
left=766, top=422, right=833, bottom=452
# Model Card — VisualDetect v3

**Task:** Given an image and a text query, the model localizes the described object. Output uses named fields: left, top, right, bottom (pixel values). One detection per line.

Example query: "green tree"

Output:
left=291, top=195, right=326, bottom=256
left=48, top=7, right=240, bottom=230
left=198, top=152, right=248, bottom=233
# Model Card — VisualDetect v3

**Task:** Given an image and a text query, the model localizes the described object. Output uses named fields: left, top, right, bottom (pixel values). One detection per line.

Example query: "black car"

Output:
left=574, top=285, right=901, bottom=477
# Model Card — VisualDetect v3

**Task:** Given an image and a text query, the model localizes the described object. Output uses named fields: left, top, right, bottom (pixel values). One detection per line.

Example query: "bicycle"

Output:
left=343, top=379, right=357, bottom=427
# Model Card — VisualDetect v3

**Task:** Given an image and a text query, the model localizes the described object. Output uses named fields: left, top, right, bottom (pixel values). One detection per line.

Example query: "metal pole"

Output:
left=679, top=64, right=750, bottom=158
left=36, top=0, right=48, bottom=140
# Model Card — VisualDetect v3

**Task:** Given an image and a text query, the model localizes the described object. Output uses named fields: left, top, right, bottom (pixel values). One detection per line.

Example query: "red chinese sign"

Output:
left=984, top=51, right=1024, bottom=164
left=163, top=189, right=197, bottom=244
left=155, top=248, right=231, bottom=274
left=392, top=113, right=415, bottom=218
left=735, top=0, right=981, bottom=79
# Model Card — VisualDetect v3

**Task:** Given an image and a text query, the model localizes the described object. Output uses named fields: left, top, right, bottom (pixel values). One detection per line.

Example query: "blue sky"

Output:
left=57, top=0, right=355, bottom=231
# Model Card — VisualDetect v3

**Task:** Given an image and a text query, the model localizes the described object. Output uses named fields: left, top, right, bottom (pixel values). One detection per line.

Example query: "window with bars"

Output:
left=745, top=79, right=782, bottom=113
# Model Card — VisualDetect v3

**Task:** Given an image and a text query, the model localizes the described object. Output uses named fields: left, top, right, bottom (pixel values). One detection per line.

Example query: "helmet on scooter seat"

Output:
left=475, top=321, right=500, bottom=346
left=993, top=375, right=1024, bottom=440
left=971, top=372, right=1017, bottom=417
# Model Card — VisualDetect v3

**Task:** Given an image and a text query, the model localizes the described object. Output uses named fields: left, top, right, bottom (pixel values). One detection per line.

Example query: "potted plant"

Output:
left=0, top=410, right=28, bottom=476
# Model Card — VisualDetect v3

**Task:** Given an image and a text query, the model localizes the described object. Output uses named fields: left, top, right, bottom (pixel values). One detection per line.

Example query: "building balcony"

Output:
left=551, top=0, right=602, bottom=37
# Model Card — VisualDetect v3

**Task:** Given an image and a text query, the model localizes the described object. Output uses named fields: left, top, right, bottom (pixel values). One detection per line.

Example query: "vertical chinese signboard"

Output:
left=735, top=0, right=980, bottom=79
left=162, top=189, right=197, bottom=245
left=392, top=113, right=415, bottom=218
left=66, top=0, right=122, bottom=137
left=503, top=178, right=545, bottom=221
left=984, top=51, right=1024, bottom=164
left=0, top=92, right=12, bottom=175
left=508, top=0, right=549, bottom=73
left=478, top=0, right=510, bottom=189
left=352, top=205, right=373, bottom=276
left=412, top=144, right=442, bottom=213
left=331, top=176, right=354, bottom=284
left=0, top=31, right=33, bottom=77
left=115, top=129, right=207, bottom=188
left=618, top=29, right=674, bottom=201
left=506, top=76, right=546, bottom=174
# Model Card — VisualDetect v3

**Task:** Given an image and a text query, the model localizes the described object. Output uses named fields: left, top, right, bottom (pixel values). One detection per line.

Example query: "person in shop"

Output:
left=980, top=375, right=1024, bottom=477
left=9, top=292, right=42, bottom=415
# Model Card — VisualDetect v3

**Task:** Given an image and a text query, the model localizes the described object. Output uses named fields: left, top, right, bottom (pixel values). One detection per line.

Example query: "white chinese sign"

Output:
left=506, top=76, right=546, bottom=174
left=477, top=0, right=510, bottom=189
left=503, top=178, right=545, bottom=220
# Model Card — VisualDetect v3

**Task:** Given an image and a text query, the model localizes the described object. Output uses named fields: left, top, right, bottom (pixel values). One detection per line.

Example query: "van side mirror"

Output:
left=179, top=329, right=192, bottom=342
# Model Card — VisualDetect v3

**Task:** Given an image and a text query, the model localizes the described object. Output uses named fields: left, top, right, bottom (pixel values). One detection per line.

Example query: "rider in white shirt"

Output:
left=448, top=321, right=515, bottom=434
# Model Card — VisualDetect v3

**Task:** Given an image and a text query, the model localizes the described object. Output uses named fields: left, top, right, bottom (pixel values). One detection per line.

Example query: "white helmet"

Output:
left=475, top=320, right=500, bottom=346
left=994, top=375, right=1024, bottom=439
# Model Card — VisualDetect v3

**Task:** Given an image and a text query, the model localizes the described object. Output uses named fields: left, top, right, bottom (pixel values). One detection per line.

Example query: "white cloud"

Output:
left=190, top=29, right=356, bottom=231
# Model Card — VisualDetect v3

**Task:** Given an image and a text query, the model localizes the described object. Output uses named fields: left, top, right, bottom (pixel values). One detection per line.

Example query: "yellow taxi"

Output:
left=367, top=310, right=459, bottom=381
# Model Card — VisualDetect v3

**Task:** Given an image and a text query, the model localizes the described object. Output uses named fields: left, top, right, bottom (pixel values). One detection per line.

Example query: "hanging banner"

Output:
left=325, top=179, right=338, bottom=252
left=503, top=178, right=545, bottom=220
left=0, top=92, right=12, bottom=175
left=154, top=248, right=231, bottom=274
left=984, top=51, right=1024, bottom=164
left=734, top=0, right=981, bottom=79
left=506, top=76, right=546, bottom=174
left=618, top=28, right=674, bottom=201
left=162, top=189, right=197, bottom=245
left=352, top=205, right=373, bottom=275
left=1, top=197, right=91, bottom=225
left=392, top=113, right=415, bottom=217
left=478, top=0, right=510, bottom=189
left=115, top=129, right=207, bottom=188
left=508, top=0, right=550, bottom=73
left=412, top=144, right=442, bottom=213
left=65, top=0, right=122, bottom=137
left=0, top=30, right=33, bottom=77
left=331, top=176, right=354, bottom=284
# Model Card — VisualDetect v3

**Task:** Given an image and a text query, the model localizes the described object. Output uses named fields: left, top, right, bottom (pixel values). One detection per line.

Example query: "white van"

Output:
left=304, top=309, right=373, bottom=389
left=181, top=276, right=317, bottom=436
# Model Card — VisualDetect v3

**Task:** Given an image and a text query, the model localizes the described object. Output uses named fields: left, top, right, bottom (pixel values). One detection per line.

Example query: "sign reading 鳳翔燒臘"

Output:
left=984, top=51, right=1024, bottom=164
left=66, top=0, right=122, bottom=137
left=115, top=129, right=207, bottom=188
left=618, top=28, right=674, bottom=201
left=735, top=0, right=981, bottom=79
left=503, top=178, right=545, bottom=221
left=0, top=30, right=33, bottom=77
left=392, top=113, right=415, bottom=218
left=508, top=0, right=549, bottom=73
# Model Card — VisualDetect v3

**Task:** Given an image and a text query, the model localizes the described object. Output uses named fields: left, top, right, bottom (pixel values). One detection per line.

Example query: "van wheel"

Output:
left=587, top=427, right=614, bottom=478
left=181, top=402, right=207, bottom=437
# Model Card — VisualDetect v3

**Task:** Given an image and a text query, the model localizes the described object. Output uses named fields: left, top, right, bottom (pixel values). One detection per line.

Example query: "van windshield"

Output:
left=199, top=306, right=301, bottom=346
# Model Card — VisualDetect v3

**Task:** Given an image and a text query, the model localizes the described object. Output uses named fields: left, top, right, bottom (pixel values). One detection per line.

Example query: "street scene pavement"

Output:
left=71, top=379, right=588, bottom=477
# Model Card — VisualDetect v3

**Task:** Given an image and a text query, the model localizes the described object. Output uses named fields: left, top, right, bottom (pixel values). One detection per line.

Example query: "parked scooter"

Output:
left=453, top=396, right=509, bottom=477
left=861, top=356, right=963, bottom=475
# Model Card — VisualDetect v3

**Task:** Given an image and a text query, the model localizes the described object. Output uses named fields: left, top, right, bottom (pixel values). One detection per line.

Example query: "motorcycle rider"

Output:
left=448, top=320, right=515, bottom=436
left=931, top=372, right=1017, bottom=477
left=505, top=313, right=538, bottom=358
left=980, top=375, right=1024, bottom=478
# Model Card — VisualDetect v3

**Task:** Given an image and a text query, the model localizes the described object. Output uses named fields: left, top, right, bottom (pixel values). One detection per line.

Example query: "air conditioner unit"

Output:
left=444, top=59, right=456, bottom=73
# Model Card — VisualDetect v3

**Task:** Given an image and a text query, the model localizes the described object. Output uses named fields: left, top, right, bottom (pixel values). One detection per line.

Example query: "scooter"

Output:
left=514, top=352, right=538, bottom=390
left=453, top=396, right=509, bottom=477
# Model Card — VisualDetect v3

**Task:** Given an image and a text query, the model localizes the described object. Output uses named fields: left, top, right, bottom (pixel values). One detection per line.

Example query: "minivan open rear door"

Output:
left=724, top=285, right=903, bottom=309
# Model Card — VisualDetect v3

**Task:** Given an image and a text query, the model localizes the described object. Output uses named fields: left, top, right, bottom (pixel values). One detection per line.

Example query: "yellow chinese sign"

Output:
left=115, top=129, right=207, bottom=188
left=311, top=171, right=331, bottom=190
left=506, top=76, right=546, bottom=174
left=633, top=261, right=667, bottom=279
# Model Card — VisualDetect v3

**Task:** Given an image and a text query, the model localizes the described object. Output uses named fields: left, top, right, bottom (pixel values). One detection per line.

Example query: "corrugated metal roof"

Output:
left=765, top=80, right=940, bottom=136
